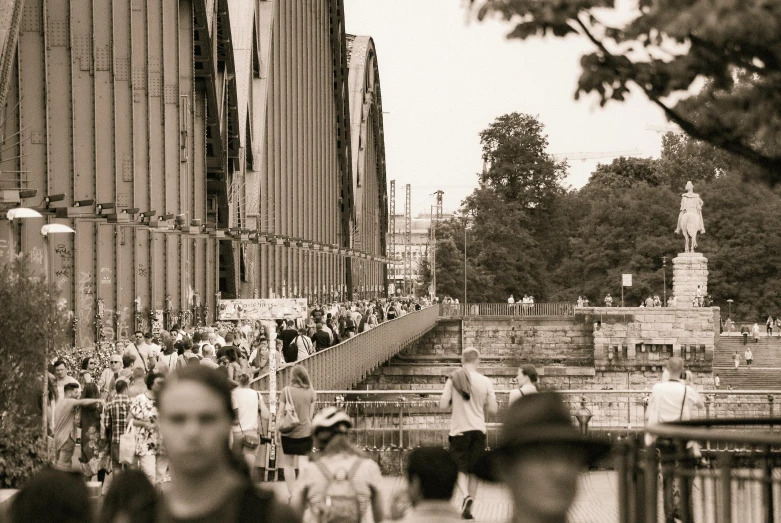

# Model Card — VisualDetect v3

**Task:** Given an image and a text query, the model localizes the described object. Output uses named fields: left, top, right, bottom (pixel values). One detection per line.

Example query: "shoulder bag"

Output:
left=119, top=421, right=137, bottom=465
left=277, top=387, right=301, bottom=435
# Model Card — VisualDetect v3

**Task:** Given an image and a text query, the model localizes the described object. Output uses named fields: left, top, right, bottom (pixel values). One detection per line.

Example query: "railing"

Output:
left=251, top=306, right=439, bottom=391
left=439, top=302, right=574, bottom=317
left=251, top=390, right=781, bottom=451
left=618, top=418, right=781, bottom=523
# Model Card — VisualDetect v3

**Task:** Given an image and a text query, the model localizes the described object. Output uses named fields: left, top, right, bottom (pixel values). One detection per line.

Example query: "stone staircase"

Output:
left=714, top=336, right=781, bottom=389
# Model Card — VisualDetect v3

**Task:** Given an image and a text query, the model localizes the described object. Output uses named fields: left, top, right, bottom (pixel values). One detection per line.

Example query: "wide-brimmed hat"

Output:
left=474, top=391, right=612, bottom=482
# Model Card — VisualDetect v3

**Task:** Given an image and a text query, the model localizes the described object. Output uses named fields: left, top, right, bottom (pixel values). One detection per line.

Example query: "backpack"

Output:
left=314, top=458, right=364, bottom=523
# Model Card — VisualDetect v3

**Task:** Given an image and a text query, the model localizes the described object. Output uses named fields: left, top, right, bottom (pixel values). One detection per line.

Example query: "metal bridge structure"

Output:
left=0, top=0, right=389, bottom=348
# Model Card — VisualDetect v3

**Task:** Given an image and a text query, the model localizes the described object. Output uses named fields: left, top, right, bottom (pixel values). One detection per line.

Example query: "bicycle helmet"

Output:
left=312, top=407, right=352, bottom=432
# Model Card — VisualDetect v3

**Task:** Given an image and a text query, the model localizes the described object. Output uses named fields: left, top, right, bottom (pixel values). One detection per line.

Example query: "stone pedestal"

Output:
left=672, top=253, right=708, bottom=308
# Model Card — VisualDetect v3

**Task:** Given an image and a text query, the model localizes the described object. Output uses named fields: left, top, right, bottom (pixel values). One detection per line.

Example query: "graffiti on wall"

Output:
left=76, top=272, right=94, bottom=346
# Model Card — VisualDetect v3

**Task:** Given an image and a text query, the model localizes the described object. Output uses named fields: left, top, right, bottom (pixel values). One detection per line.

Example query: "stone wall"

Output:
left=399, top=319, right=462, bottom=358
left=462, top=316, right=595, bottom=366
left=582, top=307, right=719, bottom=373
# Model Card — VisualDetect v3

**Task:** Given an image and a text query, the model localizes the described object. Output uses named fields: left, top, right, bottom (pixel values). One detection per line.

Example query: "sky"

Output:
left=343, top=0, right=672, bottom=213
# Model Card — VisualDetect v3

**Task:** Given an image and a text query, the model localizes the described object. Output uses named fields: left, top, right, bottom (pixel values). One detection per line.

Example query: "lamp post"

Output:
left=6, top=207, right=43, bottom=258
left=40, top=222, right=75, bottom=442
left=662, top=256, right=668, bottom=307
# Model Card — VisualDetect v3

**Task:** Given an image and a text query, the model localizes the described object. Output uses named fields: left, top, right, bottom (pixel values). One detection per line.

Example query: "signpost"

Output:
left=622, top=274, right=632, bottom=307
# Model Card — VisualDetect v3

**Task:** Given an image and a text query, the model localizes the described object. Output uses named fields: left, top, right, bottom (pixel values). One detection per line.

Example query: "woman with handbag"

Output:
left=277, top=365, right=317, bottom=500
left=231, top=372, right=270, bottom=472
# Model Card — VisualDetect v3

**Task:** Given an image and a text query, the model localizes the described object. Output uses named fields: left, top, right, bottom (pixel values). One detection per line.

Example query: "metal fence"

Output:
left=439, top=302, right=574, bottom=317
left=251, top=306, right=439, bottom=391
left=618, top=419, right=781, bottom=523
left=252, top=390, right=781, bottom=451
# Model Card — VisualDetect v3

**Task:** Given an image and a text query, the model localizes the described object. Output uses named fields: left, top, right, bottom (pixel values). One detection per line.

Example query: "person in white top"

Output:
left=508, top=365, right=539, bottom=405
left=645, top=357, right=704, bottom=521
left=439, top=348, right=498, bottom=519
left=507, top=294, right=515, bottom=305
left=231, top=372, right=269, bottom=472
left=143, top=332, right=162, bottom=360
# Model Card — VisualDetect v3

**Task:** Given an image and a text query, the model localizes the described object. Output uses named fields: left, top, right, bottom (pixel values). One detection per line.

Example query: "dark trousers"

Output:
left=660, top=444, right=695, bottom=523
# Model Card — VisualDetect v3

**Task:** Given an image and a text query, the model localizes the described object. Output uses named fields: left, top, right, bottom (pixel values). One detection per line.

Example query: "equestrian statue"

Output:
left=675, top=181, right=705, bottom=253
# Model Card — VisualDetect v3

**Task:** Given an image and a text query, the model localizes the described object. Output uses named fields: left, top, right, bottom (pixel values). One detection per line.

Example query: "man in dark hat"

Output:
left=475, top=392, right=611, bottom=523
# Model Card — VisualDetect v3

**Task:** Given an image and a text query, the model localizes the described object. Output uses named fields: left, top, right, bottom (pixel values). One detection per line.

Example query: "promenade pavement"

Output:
left=268, top=470, right=619, bottom=523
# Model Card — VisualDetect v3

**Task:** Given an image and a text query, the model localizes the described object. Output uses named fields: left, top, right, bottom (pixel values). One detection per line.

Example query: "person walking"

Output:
left=129, top=372, right=167, bottom=485
left=733, top=351, right=740, bottom=368
left=98, top=354, right=124, bottom=400
left=439, top=348, right=499, bottom=519
left=508, top=365, right=539, bottom=405
left=79, top=381, right=107, bottom=479
left=292, top=407, right=384, bottom=523
left=745, top=347, right=753, bottom=368
left=741, top=324, right=749, bottom=345
left=53, top=383, right=103, bottom=470
left=645, top=357, right=704, bottom=523
left=753, top=322, right=761, bottom=343
left=278, top=365, right=317, bottom=500
left=766, top=316, right=773, bottom=337
left=105, top=379, right=132, bottom=477
left=157, top=365, right=298, bottom=522
left=714, top=374, right=720, bottom=389
left=231, top=372, right=269, bottom=474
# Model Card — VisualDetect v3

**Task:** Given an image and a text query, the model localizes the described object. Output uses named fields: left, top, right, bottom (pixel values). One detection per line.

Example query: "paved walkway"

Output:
left=268, top=471, right=619, bottom=522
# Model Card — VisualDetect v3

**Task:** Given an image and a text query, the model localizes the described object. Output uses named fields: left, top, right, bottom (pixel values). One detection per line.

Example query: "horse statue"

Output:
left=675, top=181, right=705, bottom=253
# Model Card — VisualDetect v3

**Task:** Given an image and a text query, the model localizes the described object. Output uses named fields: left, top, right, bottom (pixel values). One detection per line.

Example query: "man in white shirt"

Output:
left=439, top=348, right=498, bottom=519
left=124, top=331, right=152, bottom=372
left=507, top=294, right=515, bottom=305
left=646, top=357, right=704, bottom=522
left=144, top=332, right=161, bottom=360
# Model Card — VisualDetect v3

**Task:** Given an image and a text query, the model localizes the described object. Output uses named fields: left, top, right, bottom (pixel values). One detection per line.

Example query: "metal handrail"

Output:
left=648, top=418, right=781, bottom=446
left=438, top=302, right=574, bottom=317
left=251, top=306, right=439, bottom=391
left=308, top=389, right=781, bottom=395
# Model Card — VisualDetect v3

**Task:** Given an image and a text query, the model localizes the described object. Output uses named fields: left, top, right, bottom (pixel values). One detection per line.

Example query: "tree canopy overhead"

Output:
left=469, top=0, right=781, bottom=182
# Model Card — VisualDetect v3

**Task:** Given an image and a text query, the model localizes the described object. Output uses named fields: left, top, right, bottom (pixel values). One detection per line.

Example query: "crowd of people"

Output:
left=10, top=339, right=713, bottom=523
left=11, top=347, right=612, bottom=523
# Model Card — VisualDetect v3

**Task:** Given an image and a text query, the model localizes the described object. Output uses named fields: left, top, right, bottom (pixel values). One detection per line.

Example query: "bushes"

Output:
left=0, top=258, right=68, bottom=488
left=0, top=422, right=46, bottom=488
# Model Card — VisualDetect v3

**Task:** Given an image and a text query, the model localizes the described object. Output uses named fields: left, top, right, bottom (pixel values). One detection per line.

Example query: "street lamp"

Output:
left=5, top=207, right=43, bottom=258
left=40, top=222, right=75, bottom=442
left=662, top=256, right=668, bottom=307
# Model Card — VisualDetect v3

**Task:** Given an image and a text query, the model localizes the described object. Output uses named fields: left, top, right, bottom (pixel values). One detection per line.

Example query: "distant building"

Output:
left=386, top=212, right=453, bottom=294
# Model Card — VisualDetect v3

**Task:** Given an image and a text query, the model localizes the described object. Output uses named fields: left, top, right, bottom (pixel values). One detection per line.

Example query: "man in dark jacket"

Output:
left=279, top=320, right=300, bottom=363
left=310, top=323, right=331, bottom=352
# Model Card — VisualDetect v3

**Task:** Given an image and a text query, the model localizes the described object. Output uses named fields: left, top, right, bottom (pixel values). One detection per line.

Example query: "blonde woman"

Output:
left=277, top=365, right=317, bottom=499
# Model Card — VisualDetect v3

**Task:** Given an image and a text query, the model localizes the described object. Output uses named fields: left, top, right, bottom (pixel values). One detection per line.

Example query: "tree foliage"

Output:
left=435, top=112, right=781, bottom=321
left=469, top=1, right=781, bottom=181
left=0, top=257, right=69, bottom=487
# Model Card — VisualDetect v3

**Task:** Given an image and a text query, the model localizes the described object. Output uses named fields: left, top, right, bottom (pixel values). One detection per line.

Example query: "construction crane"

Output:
left=551, top=148, right=643, bottom=162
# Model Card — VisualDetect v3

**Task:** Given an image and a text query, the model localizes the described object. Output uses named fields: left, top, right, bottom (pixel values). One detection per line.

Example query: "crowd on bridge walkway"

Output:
left=7, top=326, right=718, bottom=523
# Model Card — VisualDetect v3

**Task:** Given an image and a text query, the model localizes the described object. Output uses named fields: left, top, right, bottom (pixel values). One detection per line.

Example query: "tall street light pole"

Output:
left=40, top=222, right=76, bottom=441
left=464, top=217, right=468, bottom=305
left=662, top=256, right=668, bottom=307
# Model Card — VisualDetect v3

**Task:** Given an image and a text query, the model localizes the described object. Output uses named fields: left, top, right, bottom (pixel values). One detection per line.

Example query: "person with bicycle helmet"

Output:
left=292, top=407, right=384, bottom=523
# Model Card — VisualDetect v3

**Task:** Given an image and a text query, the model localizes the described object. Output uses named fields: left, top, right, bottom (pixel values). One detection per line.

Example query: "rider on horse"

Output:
left=675, top=181, right=705, bottom=252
